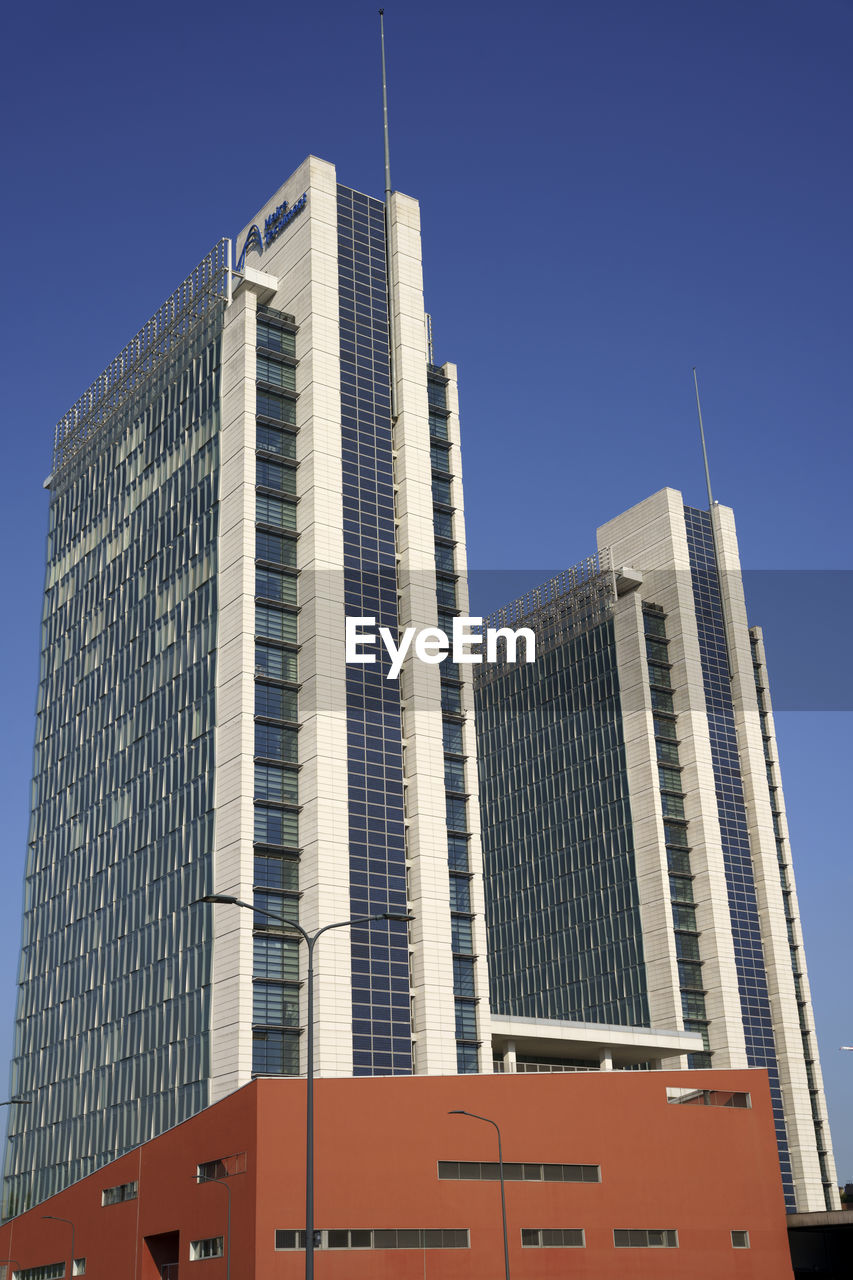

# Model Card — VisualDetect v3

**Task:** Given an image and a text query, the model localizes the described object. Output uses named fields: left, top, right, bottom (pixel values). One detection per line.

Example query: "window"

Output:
left=71, top=1264, right=85, bottom=1278
left=452, top=1041, right=477, bottom=1073
left=731, top=1230, right=750, bottom=1248
left=254, top=888, right=298, bottom=927
left=256, top=566, right=298, bottom=605
left=253, top=935, right=299, bottom=981
left=255, top=764, right=298, bottom=804
left=427, top=380, right=448, bottom=408
left=257, top=321, right=296, bottom=357
left=257, top=355, right=296, bottom=390
left=441, top=684, right=462, bottom=714
left=449, top=875, right=471, bottom=912
left=253, top=982, right=299, bottom=1026
left=453, top=955, right=476, bottom=996
left=11, top=1267, right=65, bottom=1280
left=257, top=389, right=296, bottom=423
left=429, top=409, right=449, bottom=438
left=643, top=612, right=667, bottom=639
left=445, top=759, right=466, bottom=791
left=646, top=639, right=670, bottom=664
left=189, top=1237, right=224, bottom=1260
left=667, top=1088, right=750, bottom=1108
left=256, top=644, right=298, bottom=682
left=614, top=1229, right=678, bottom=1248
left=436, top=577, right=457, bottom=608
left=443, top=721, right=464, bottom=754
left=255, top=607, right=298, bottom=643
left=450, top=916, right=473, bottom=954
left=275, top=1230, right=306, bottom=1250
left=658, top=766, right=682, bottom=792
left=455, top=998, right=478, bottom=1039
left=255, top=852, right=299, bottom=890
left=256, top=529, right=297, bottom=566
left=102, top=1180, right=138, bottom=1205
left=256, top=422, right=296, bottom=458
left=431, top=444, right=452, bottom=474
left=521, top=1228, right=584, bottom=1248
left=660, top=793, right=685, bottom=819
left=650, top=688, right=675, bottom=713
left=254, top=806, right=298, bottom=848
left=448, top=835, right=469, bottom=871
left=275, top=1228, right=468, bottom=1251
left=256, top=458, right=297, bottom=496
left=256, top=493, right=297, bottom=530
left=252, top=1028, right=300, bottom=1075
left=255, top=722, right=298, bottom=762
left=432, top=477, right=453, bottom=506
left=197, top=1153, right=247, bottom=1180
left=435, top=543, right=455, bottom=573
left=256, top=683, right=298, bottom=720
left=434, top=510, right=454, bottom=539
left=438, top=1161, right=600, bottom=1183
left=446, top=795, right=467, bottom=831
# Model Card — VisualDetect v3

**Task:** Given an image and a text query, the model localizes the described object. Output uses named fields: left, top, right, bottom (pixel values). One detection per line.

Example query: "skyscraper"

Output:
left=474, top=487, right=838, bottom=1213
left=3, top=156, right=494, bottom=1214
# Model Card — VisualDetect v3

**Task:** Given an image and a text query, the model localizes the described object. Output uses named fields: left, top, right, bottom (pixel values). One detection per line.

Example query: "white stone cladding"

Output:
left=210, top=285, right=258, bottom=1101
left=211, top=159, right=490, bottom=1085
left=713, top=507, right=838, bottom=1211
left=597, top=487, right=837, bottom=1211
left=599, top=490, right=747, bottom=1066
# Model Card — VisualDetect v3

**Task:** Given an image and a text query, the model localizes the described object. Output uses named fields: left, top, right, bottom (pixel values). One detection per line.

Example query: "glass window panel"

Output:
left=251, top=1028, right=299, bottom=1074
left=257, top=321, right=296, bottom=357
left=256, top=683, right=298, bottom=720
left=455, top=999, right=477, bottom=1039
left=254, top=853, right=299, bottom=890
left=448, top=836, right=469, bottom=871
left=256, top=607, right=298, bottom=643
left=452, top=956, right=476, bottom=996
left=256, top=494, right=297, bottom=530
left=255, top=723, right=298, bottom=761
left=449, top=876, right=471, bottom=912
left=254, top=764, right=298, bottom=803
left=257, top=458, right=297, bottom=493
left=256, top=530, right=297, bottom=566
left=257, top=423, right=297, bottom=458
left=257, top=356, right=296, bottom=390
left=257, top=389, right=296, bottom=423
left=253, top=935, right=299, bottom=980
left=256, top=567, right=298, bottom=605
left=254, top=806, right=298, bottom=847
left=256, top=644, right=298, bottom=681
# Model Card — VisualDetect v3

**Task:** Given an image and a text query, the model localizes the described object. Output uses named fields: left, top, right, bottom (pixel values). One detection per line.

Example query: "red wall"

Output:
left=1, top=1069, right=793, bottom=1279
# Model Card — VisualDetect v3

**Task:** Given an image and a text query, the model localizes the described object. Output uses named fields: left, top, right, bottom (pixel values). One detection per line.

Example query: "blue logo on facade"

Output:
left=235, top=224, right=263, bottom=272
left=264, top=193, right=307, bottom=247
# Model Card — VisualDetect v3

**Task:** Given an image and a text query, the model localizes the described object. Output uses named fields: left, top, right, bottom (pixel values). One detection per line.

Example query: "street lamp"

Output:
left=449, top=1109, right=511, bottom=1280
left=41, top=1216, right=75, bottom=1278
left=199, top=893, right=413, bottom=1280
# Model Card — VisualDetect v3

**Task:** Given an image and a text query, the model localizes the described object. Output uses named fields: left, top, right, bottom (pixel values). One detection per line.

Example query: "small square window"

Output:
left=731, top=1230, right=750, bottom=1249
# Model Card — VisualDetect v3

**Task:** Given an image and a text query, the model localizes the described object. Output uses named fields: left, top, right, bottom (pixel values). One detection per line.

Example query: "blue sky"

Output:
left=0, top=0, right=850, bottom=1180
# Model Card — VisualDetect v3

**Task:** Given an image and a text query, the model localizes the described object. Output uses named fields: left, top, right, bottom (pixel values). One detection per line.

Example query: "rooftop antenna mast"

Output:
left=692, top=367, right=733, bottom=678
left=693, top=366, right=714, bottom=508
left=379, top=9, right=398, bottom=419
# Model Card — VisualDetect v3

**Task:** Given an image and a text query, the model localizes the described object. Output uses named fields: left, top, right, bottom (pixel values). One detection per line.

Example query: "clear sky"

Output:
left=0, top=0, right=850, bottom=1180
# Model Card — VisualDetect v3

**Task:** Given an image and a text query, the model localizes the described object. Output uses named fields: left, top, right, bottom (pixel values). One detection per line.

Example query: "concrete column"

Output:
left=599, top=1048, right=614, bottom=1071
left=503, top=1041, right=517, bottom=1073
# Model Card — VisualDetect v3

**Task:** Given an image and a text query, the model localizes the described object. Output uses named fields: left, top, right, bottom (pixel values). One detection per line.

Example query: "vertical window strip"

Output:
left=252, top=306, right=300, bottom=1078
left=643, top=607, right=710, bottom=1068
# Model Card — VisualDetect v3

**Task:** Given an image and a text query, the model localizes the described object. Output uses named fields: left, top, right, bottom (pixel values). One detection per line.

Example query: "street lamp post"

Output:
left=41, top=1216, right=75, bottom=1279
left=449, top=1109, right=511, bottom=1280
left=200, top=894, right=412, bottom=1280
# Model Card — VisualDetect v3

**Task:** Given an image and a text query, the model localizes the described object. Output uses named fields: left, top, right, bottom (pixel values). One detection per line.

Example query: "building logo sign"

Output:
left=234, top=193, right=308, bottom=272
left=345, top=616, right=536, bottom=680
left=264, top=193, right=307, bottom=247
left=235, top=224, right=263, bottom=272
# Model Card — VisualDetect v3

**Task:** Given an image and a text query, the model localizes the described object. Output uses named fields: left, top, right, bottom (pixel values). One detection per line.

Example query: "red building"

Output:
left=0, top=1069, right=793, bottom=1279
